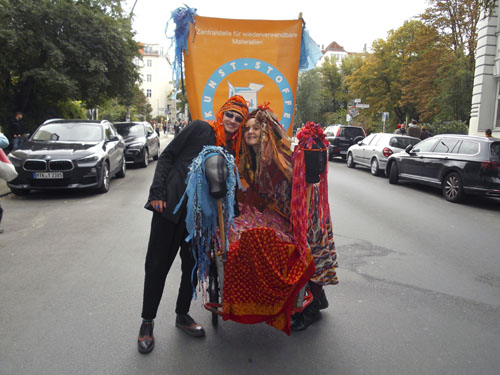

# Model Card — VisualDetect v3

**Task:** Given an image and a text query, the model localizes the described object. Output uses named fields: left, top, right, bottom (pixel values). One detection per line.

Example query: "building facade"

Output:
left=470, top=5, right=500, bottom=137
left=135, top=43, right=177, bottom=123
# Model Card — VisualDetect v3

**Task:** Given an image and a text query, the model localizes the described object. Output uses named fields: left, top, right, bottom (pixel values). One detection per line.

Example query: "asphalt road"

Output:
left=0, top=141, right=499, bottom=375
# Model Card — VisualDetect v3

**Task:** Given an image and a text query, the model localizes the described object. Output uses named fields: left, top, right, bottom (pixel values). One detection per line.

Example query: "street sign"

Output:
left=382, top=112, right=389, bottom=121
left=356, top=103, right=370, bottom=109
left=354, top=98, right=361, bottom=103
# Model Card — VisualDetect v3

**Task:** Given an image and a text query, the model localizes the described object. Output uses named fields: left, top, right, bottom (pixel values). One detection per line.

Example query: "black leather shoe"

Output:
left=175, top=314, right=205, bottom=337
left=291, top=300, right=322, bottom=332
left=137, top=321, right=155, bottom=354
left=318, top=289, right=329, bottom=310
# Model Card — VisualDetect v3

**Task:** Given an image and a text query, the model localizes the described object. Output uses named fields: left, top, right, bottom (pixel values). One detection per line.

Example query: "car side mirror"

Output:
left=405, top=144, right=414, bottom=153
left=109, top=135, right=120, bottom=142
left=357, top=141, right=363, bottom=146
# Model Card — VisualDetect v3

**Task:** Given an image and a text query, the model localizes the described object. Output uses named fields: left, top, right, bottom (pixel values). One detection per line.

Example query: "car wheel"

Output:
left=442, top=172, right=464, bottom=203
left=10, top=188, right=30, bottom=196
left=116, top=158, right=126, bottom=178
left=371, top=158, right=380, bottom=176
left=346, top=153, right=355, bottom=168
left=141, top=148, right=149, bottom=168
left=388, top=162, right=399, bottom=184
left=97, top=162, right=110, bottom=194
left=153, top=143, right=160, bottom=160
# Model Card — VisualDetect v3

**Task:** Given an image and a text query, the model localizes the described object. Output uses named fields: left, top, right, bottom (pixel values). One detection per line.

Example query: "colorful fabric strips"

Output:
left=222, top=227, right=315, bottom=335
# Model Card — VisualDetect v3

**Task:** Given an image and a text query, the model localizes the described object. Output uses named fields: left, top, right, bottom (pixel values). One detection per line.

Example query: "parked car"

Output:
left=385, top=134, right=500, bottom=202
left=7, top=119, right=126, bottom=195
left=325, top=124, right=366, bottom=160
left=114, top=122, right=160, bottom=167
left=346, top=133, right=421, bottom=176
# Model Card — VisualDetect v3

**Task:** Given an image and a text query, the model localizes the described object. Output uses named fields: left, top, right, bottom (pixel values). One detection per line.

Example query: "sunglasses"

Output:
left=224, top=111, right=244, bottom=123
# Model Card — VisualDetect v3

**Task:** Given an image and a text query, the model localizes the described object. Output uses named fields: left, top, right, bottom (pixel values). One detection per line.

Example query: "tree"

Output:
left=318, top=56, right=342, bottom=121
left=420, top=0, right=481, bottom=69
left=294, top=68, right=322, bottom=126
left=0, top=0, right=140, bottom=131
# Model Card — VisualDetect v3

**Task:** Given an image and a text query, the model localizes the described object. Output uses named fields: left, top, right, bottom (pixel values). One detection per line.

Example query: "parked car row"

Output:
left=327, top=126, right=500, bottom=203
left=7, top=119, right=160, bottom=196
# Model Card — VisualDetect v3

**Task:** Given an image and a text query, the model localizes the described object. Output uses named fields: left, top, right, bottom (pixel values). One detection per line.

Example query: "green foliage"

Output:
left=295, top=69, right=322, bottom=126
left=426, top=120, right=469, bottom=135
left=0, top=0, right=140, bottom=131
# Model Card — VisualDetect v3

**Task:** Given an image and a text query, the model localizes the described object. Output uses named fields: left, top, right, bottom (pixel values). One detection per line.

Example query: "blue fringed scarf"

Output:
left=165, top=5, right=197, bottom=95
left=174, top=146, right=240, bottom=298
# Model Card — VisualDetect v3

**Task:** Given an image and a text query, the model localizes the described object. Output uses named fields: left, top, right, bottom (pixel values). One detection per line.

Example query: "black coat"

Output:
left=146, top=120, right=216, bottom=224
left=8, top=118, right=24, bottom=137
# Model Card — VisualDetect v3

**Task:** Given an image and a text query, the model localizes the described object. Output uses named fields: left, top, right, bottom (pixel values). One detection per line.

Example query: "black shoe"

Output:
left=175, top=314, right=205, bottom=337
left=318, top=289, right=329, bottom=310
left=0, top=229, right=3, bottom=234
left=291, top=300, right=322, bottom=332
left=137, top=321, right=155, bottom=354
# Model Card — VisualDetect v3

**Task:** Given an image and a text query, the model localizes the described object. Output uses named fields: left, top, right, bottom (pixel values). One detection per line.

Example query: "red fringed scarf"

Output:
left=290, top=122, right=330, bottom=260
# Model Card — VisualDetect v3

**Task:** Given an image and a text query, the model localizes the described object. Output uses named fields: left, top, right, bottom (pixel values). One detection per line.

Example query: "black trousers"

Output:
left=141, top=212, right=197, bottom=320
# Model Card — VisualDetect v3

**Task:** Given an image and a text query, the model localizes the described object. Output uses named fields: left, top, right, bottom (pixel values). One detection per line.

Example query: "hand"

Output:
left=150, top=200, right=167, bottom=213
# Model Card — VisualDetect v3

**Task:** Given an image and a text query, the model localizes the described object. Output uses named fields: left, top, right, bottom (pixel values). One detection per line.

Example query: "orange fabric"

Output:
left=208, top=95, right=248, bottom=165
left=222, top=227, right=315, bottom=335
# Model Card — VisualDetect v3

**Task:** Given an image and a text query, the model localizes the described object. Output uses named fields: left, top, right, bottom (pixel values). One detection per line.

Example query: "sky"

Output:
left=124, top=0, right=430, bottom=53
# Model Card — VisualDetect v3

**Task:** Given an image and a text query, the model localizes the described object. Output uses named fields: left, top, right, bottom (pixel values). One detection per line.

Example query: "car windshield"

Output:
left=115, top=124, right=145, bottom=137
left=32, top=123, right=103, bottom=142
left=490, top=142, right=500, bottom=161
left=389, top=137, right=421, bottom=149
left=341, top=127, right=364, bottom=137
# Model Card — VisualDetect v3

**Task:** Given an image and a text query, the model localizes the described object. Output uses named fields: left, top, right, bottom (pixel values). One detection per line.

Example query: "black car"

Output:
left=114, top=122, right=160, bottom=167
left=386, top=134, right=500, bottom=202
left=7, top=119, right=126, bottom=195
left=325, top=124, right=366, bottom=160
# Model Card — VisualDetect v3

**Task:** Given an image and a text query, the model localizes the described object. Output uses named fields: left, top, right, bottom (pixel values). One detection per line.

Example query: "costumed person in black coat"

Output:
left=8, top=111, right=24, bottom=150
left=137, top=95, right=248, bottom=354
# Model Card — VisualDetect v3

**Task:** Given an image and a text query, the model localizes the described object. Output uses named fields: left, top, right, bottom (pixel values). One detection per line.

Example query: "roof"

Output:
left=322, top=41, right=347, bottom=53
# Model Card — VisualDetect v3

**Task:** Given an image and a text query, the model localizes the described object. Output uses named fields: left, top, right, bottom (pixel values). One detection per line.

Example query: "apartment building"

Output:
left=135, top=43, right=177, bottom=122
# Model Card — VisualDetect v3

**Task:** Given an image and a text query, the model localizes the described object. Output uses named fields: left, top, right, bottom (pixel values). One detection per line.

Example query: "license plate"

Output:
left=33, top=172, right=63, bottom=179
left=340, top=150, right=347, bottom=155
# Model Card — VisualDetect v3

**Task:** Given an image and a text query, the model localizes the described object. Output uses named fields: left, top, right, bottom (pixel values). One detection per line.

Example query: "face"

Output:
left=243, top=118, right=261, bottom=151
left=223, top=111, right=244, bottom=136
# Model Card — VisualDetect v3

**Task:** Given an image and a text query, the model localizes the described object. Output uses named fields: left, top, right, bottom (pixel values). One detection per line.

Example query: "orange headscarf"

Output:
left=209, top=95, right=249, bottom=164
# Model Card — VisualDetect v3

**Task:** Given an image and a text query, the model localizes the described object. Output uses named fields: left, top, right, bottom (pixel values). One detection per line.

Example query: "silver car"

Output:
left=346, top=133, right=421, bottom=176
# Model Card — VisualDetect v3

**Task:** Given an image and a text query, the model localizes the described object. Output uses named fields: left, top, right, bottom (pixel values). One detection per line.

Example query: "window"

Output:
left=457, top=141, right=479, bottom=155
left=146, top=74, right=152, bottom=82
left=433, top=138, right=460, bottom=153
left=147, top=59, right=152, bottom=67
left=362, top=134, right=376, bottom=145
left=146, top=89, right=152, bottom=97
left=413, top=138, right=438, bottom=152
left=494, top=81, right=500, bottom=129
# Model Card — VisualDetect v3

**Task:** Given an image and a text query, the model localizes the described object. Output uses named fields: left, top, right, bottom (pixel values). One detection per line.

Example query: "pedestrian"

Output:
left=8, top=111, right=25, bottom=150
left=137, top=95, right=248, bottom=354
left=485, top=129, right=492, bottom=138
left=395, top=123, right=407, bottom=135
left=0, top=131, right=9, bottom=234
left=420, top=126, right=430, bottom=140
left=163, top=122, right=167, bottom=135
left=154, top=122, right=160, bottom=137
left=174, top=122, right=180, bottom=137
left=407, top=119, right=421, bottom=138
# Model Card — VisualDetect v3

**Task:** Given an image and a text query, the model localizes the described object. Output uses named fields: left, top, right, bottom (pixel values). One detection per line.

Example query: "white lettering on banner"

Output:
left=275, top=76, right=283, bottom=83
left=208, top=80, right=217, bottom=89
left=267, top=67, right=273, bottom=74
left=283, top=113, right=291, bottom=118
left=255, top=61, right=261, bottom=69
left=218, top=69, right=225, bottom=78
left=229, top=62, right=236, bottom=70
left=203, top=96, right=212, bottom=103
left=282, top=88, right=290, bottom=94
left=204, top=111, right=213, bottom=118
left=285, top=100, right=292, bottom=106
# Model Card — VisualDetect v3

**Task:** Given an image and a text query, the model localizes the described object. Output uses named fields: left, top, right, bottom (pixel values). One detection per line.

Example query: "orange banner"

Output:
left=184, top=16, right=303, bottom=136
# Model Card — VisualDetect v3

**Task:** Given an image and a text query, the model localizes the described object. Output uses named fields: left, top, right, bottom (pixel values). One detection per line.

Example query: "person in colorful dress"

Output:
left=228, top=106, right=338, bottom=332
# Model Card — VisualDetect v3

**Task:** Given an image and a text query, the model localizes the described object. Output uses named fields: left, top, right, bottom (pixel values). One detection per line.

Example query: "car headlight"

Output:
left=127, top=142, right=144, bottom=150
left=8, top=153, right=24, bottom=167
left=76, top=155, right=100, bottom=166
